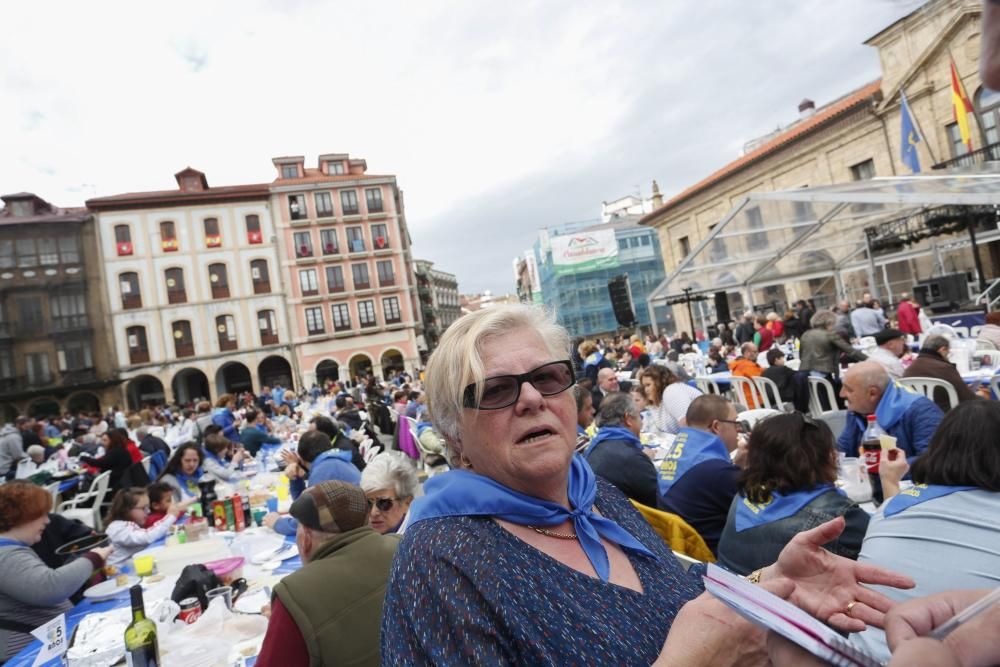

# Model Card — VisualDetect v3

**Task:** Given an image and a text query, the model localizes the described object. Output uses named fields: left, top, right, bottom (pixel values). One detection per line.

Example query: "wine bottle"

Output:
left=124, top=584, right=160, bottom=667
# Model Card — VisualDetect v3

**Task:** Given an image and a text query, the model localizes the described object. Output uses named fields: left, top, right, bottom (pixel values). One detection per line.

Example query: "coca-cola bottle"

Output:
left=861, top=415, right=886, bottom=506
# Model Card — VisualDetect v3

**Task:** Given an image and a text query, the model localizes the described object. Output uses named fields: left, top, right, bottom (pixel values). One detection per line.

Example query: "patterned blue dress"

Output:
left=381, top=479, right=704, bottom=665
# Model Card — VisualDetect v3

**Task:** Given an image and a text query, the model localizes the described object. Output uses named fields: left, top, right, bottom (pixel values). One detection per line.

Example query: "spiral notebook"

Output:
left=703, top=564, right=885, bottom=667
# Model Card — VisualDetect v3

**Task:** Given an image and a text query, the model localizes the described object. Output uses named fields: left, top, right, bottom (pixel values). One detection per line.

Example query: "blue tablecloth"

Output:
left=9, top=532, right=299, bottom=666
left=58, top=477, right=79, bottom=494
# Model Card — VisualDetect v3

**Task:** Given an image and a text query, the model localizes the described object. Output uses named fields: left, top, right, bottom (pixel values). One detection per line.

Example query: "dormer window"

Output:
left=281, top=164, right=300, bottom=179
left=327, top=161, right=345, bottom=175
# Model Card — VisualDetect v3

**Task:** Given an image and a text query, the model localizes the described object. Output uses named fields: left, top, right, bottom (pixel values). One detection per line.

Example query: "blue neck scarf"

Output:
left=657, top=427, right=731, bottom=496
left=203, top=449, right=227, bottom=468
left=0, top=537, right=26, bottom=548
left=407, top=455, right=657, bottom=581
left=735, top=485, right=838, bottom=532
left=311, top=448, right=353, bottom=469
left=175, top=469, right=203, bottom=497
left=883, top=484, right=977, bottom=518
left=873, top=382, right=924, bottom=430
left=584, top=426, right=642, bottom=458
left=584, top=352, right=605, bottom=369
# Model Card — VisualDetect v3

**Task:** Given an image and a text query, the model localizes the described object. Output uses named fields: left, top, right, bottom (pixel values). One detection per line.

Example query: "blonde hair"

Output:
left=577, top=339, right=598, bottom=358
left=425, top=304, right=571, bottom=449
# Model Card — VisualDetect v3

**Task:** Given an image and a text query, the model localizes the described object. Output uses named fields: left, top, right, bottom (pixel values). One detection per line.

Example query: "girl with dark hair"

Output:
left=105, top=487, right=193, bottom=565
left=717, top=412, right=869, bottom=576
left=851, top=397, right=1000, bottom=660
left=158, top=443, right=205, bottom=500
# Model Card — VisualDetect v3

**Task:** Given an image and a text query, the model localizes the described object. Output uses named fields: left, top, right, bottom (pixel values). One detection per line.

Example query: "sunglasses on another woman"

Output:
left=462, top=360, right=575, bottom=410
left=370, top=497, right=401, bottom=512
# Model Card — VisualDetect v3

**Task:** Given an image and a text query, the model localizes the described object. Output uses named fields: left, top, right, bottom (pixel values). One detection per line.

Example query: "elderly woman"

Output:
left=360, top=451, right=419, bottom=534
left=0, top=482, right=112, bottom=661
left=800, top=310, right=868, bottom=379
left=381, top=304, right=913, bottom=664
left=641, top=363, right=701, bottom=435
left=717, top=413, right=869, bottom=576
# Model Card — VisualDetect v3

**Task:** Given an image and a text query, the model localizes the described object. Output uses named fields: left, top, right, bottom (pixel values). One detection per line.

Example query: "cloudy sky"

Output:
left=2, top=0, right=925, bottom=294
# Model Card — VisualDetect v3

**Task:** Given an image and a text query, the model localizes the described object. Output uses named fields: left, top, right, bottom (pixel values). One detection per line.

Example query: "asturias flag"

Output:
left=950, top=59, right=975, bottom=152
left=899, top=88, right=922, bottom=173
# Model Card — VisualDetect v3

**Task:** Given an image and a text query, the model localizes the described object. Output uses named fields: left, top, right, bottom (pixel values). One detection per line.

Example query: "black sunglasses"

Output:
left=462, top=360, right=575, bottom=410
left=370, top=497, right=400, bottom=512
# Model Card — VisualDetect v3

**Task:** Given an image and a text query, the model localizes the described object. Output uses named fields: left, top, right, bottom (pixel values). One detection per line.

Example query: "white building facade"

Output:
left=87, top=169, right=296, bottom=408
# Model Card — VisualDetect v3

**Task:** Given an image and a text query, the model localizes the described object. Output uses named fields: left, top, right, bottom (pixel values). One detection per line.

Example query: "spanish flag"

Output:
left=950, top=59, right=974, bottom=151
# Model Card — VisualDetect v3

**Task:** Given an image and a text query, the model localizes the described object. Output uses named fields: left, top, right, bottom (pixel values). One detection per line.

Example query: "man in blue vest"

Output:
left=265, top=430, right=361, bottom=535
left=657, top=394, right=745, bottom=554
left=837, top=361, right=942, bottom=464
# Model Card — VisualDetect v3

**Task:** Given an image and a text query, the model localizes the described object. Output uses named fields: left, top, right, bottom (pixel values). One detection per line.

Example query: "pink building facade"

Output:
left=269, top=154, right=422, bottom=386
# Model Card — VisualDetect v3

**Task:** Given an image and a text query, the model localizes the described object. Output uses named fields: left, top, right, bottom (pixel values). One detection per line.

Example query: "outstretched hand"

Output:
left=767, top=516, right=914, bottom=632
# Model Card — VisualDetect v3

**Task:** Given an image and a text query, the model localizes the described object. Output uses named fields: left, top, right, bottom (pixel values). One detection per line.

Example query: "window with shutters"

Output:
left=165, top=268, right=186, bottom=304
left=326, top=265, right=345, bottom=293
left=305, top=307, right=325, bottom=335
left=216, top=315, right=238, bottom=351
left=366, top=188, right=383, bottom=213
left=258, top=310, right=278, bottom=345
left=204, top=217, right=222, bottom=247
left=346, top=226, right=365, bottom=253
left=172, top=321, right=194, bottom=357
left=376, top=260, right=395, bottom=286
left=352, top=263, right=370, bottom=290
left=289, top=194, right=307, bottom=220
left=358, top=300, right=376, bottom=327
left=341, top=190, right=359, bottom=215
left=208, top=263, right=230, bottom=299
left=127, top=325, right=149, bottom=364
left=294, top=231, right=313, bottom=258
left=320, top=229, right=339, bottom=255
left=250, top=259, right=271, bottom=293
left=372, top=223, right=389, bottom=249
left=299, top=269, right=319, bottom=296
left=383, top=296, right=401, bottom=324
left=315, top=192, right=334, bottom=218
left=120, top=272, right=141, bottom=309
left=246, top=214, right=263, bottom=244
left=331, top=303, right=351, bottom=331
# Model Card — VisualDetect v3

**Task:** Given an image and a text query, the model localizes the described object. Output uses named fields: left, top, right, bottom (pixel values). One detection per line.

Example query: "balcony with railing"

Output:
left=175, top=342, right=195, bottom=358
left=62, top=368, right=97, bottom=384
left=253, top=279, right=271, bottom=294
left=260, top=332, right=279, bottom=346
left=219, top=338, right=238, bottom=352
left=122, top=294, right=142, bottom=310
left=167, top=288, right=187, bottom=305
left=211, top=284, right=230, bottom=299
left=932, top=142, right=1000, bottom=170
left=52, top=314, right=89, bottom=332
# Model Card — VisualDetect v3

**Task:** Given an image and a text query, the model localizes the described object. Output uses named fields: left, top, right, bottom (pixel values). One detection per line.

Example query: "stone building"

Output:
left=269, top=154, right=422, bottom=386
left=0, top=193, right=119, bottom=419
left=641, top=0, right=999, bottom=333
left=413, top=259, right=460, bottom=354
left=87, top=169, right=296, bottom=409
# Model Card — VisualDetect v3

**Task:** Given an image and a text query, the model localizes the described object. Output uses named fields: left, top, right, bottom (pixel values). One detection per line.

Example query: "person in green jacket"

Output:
left=256, top=480, right=399, bottom=667
left=238, top=409, right=281, bottom=456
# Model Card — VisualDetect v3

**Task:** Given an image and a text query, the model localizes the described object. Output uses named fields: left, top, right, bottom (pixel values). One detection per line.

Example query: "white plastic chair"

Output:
left=976, top=338, right=998, bottom=352
left=728, top=376, right=764, bottom=410
left=897, top=377, right=959, bottom=411
left=140, top=455, right=152, bottom=475
left=807, top=376, right=839, bottom=416
left=57, top=470, right=111, bottom=530
left=752, top=376, right=788, bottom=411
left=693, top=376, right=723, bottom=395
left=45, top=481, right=61, bottom=509
left=786, top=358, right=801, bottom=371
left=736, top=408, right=781, bottom=430
left=990, top=375, right=1000, bottom=398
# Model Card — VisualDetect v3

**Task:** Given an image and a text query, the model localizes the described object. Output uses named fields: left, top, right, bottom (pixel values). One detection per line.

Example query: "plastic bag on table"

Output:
left=159, top=595, right=268, bottom=666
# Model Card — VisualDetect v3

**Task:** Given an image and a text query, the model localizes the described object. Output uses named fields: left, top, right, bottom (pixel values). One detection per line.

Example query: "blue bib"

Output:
left=657, top=427, right=730, bottom=495
left=0, top=538, right=26, bottom=548
left=734, top=485, right=838, bottom=532
left=312, top=448, right=353, bottom=468
left=583, top=426, right=642, bottom=458
left=175, top=470, right=203, bottom=497
left=883, top=484, right=977, bottom=518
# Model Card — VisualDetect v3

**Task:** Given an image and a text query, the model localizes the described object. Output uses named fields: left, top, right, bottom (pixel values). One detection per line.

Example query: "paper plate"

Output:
left=84, top=575, right=140, bottom=601
left=250, top=543, right=298, bottom=565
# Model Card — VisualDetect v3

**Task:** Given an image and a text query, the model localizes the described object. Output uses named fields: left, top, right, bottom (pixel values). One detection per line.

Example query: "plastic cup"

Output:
left=252, top=508, right=267, bottom=527
left=266, top=497, right=278, bottom=512
left=133, top=555, right=155, bottom=577
left=205, top=586, right=233, bottom=611
left=276, top=485, right=289, bottom=501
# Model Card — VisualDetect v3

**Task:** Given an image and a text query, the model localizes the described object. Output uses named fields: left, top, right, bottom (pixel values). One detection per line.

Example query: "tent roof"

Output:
left=647, top=171, right=1000, bottom=304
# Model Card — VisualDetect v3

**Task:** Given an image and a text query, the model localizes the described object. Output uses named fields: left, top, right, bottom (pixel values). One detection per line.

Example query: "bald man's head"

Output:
left=597, top=367, right=620, bottom=393
left=839, top=361, right=890, bottom=415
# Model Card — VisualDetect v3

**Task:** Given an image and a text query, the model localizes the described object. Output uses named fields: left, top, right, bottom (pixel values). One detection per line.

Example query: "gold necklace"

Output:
left=530, top=525, right=578, bottom=540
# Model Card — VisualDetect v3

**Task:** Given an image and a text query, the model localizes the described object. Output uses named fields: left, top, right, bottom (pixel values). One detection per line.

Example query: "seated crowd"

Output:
left=1, top=301, right=998, bottom=666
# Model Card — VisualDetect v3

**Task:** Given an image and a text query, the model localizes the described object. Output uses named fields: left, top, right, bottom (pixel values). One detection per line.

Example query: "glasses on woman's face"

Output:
left=462, top=360, right=575, bottom=410
left=716, top=419, right=748, bottom=434
left=369, top=497, right=399, bottom=512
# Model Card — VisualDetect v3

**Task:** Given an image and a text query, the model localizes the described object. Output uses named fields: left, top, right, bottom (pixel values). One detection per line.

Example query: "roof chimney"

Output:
left=798, top=99, right=816, bottom=119
left=651, top=179, right=663, bottom=208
